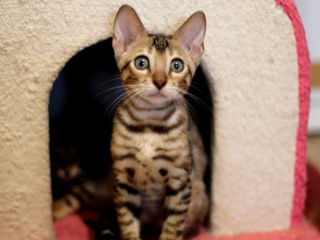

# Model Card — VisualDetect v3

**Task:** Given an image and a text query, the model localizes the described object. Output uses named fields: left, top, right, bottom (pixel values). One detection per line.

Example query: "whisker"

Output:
left=171, top=85, right=212, bottom=113
left=95, top=85, right=124, bottom=98
left=93, top=76, right=122, bottom=90
left=103, top=92, right=125, bottom=117
left=185, top=91, right=212, bottom=113
left=188, top=85, right=212, bottom=111
left=123, top=88, right=146, bottom=105
left=176, top=96, right=197, bottom=123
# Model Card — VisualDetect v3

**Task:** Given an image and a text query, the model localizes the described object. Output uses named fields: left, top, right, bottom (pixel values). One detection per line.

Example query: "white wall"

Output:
left=295, top=0, right=320, bottom=63
left=295, top=1, right=320, bottom=134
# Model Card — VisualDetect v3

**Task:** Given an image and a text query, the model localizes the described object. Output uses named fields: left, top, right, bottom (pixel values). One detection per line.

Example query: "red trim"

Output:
left=275, top=0, right=311, bottom=227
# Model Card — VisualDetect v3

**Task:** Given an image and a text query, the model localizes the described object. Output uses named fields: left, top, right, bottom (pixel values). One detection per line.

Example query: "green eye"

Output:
left=134, top=56, right=149, bottom=70
left=171, top=59, right=184, bottom=73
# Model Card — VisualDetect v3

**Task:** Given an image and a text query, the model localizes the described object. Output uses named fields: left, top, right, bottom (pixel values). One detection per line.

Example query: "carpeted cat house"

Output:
left=0, top=0, right=316, bottom=239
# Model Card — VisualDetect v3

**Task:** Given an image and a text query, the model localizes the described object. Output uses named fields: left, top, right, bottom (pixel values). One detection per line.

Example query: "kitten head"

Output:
left=112, top=5, right=206, bottom=105
left=51, top=145, right=82, bottom=182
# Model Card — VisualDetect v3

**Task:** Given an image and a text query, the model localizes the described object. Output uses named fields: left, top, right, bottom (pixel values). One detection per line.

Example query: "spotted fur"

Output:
left=110, top=5, right=208, bottom=240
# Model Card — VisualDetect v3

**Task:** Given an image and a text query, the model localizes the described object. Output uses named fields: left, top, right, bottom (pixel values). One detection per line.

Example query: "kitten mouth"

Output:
left=148, top=92, right=167, bottom=98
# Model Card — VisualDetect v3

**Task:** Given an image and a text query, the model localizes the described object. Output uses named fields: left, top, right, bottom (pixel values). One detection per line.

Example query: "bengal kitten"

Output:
left=51, top=143, right=114, bottom=220
left=49, top=39, right=120, bottom=221
left=110, top=5, right=208, bottom=240
left=50, top=144, right=84, bottom=219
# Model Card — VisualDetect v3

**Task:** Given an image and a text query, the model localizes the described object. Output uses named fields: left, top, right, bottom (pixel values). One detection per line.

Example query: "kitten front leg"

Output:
left=114, top=180, right=141, bottom=240
left=160, top=177, right=191, bottom=240
left=184, top=179, right=208, bottom=236
left=52, top=182, right=95, bottom=220
left=52, top=194, right=81, bottom=220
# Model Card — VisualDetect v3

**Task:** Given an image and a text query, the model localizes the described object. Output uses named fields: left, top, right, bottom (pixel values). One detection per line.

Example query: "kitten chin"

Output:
left=139, top=87, right=184, bottom=106
left=142, top=93, right=169, bottom=105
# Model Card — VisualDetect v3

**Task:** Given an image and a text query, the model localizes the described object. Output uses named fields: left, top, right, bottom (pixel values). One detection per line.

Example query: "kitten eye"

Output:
left=134, top=56, right=149, bottom=70
left=170, top=59, right=184, bottom=73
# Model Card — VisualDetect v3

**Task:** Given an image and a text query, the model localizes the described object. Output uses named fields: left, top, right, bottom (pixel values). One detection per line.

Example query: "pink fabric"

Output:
left=54, top=216, right=320, bottom=240
left=54, top=214, right=91, bottom=240
left=275, top=0, right=311, bottom=227
left=191, top=221, right=320, bottom=240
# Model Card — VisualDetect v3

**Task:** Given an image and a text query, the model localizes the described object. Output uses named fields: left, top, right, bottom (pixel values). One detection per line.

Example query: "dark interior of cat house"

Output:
left=48, top=38, right=213, bottom=239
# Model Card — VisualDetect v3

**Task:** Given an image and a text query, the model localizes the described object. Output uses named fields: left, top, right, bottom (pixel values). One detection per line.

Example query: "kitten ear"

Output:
left=112, top=5, right=147, bottom=56
left=173, top=11, right=206, bottom=62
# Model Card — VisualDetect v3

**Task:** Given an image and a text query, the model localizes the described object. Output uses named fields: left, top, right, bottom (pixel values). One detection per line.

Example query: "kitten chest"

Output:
left=111, top=102, right=191, bottom=196
left=112, top=131, right=190, bottom=188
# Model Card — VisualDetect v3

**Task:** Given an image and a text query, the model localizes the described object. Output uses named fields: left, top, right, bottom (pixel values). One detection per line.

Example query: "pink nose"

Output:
left=153, top=79, right=167, bottom=90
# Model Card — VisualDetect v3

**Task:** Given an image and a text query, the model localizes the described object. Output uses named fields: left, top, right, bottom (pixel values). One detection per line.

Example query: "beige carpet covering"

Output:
left=0, top=0, right=299, bottom=239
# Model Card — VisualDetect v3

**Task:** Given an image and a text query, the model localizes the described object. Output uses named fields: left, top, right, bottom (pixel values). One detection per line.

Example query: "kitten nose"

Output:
left=152, top=71, right=167, bottom=90
left=153, top=79, right=167, bottom=90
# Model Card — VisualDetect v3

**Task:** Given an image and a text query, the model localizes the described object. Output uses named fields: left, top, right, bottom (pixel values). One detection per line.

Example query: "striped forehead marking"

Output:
left=151, top=34, right=170, bottom=53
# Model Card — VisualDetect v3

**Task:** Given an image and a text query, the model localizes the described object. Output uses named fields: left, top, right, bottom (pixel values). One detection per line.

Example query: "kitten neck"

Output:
left=123, top=96, right=186, bottom=125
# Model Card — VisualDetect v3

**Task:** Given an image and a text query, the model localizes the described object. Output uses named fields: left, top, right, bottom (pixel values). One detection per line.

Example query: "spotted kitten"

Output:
left=110, top=5, right=208, bottom=240
left=51, top=143, right=113, bottom=220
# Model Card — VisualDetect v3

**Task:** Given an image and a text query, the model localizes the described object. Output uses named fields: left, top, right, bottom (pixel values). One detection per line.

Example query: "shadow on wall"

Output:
left=48, top=37, right=213, bottom=225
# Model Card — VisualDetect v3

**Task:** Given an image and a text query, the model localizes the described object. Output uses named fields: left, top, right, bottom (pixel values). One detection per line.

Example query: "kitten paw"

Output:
left=98, top=229, right=117, bottom=240
left=52, top=195, right=80, bottom=220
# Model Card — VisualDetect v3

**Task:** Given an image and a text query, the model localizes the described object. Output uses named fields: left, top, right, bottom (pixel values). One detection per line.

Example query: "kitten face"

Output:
left=112, top=5, right=206, bottom=105
left=116, top=35, right=195, bottom=105
left=51, top=145, right=82, bottom=181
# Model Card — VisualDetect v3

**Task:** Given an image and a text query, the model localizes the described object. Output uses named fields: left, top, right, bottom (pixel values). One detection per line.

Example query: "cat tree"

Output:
left=0, top=0, right=315, bottom=239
